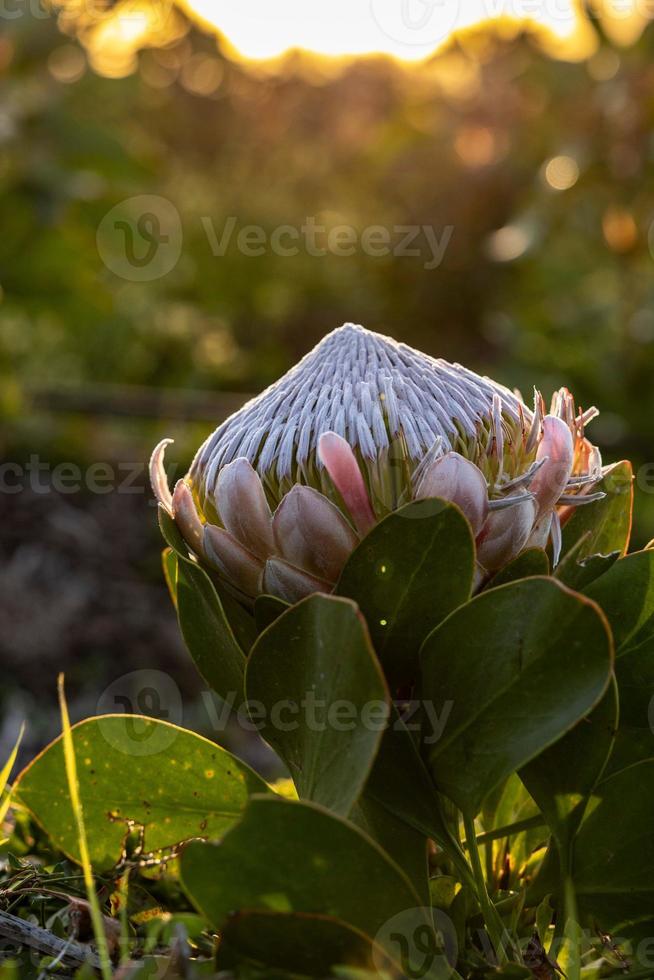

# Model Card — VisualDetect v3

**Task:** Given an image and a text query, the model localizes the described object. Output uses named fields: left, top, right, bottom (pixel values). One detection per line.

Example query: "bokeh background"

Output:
left=3, top=0, right=654, bottom=764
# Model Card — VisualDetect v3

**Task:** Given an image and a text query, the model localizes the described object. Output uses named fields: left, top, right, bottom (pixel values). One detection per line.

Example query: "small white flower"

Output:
left=151, top=323, right=604, bottom=601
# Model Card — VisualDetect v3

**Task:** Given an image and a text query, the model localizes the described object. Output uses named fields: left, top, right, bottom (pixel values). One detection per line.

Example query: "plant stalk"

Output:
left=58, top=674, right=113, bottom=980
left=463, top=811, right=508, bottom=966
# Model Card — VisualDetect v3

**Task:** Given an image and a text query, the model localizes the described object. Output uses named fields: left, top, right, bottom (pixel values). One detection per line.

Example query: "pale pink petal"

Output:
left=172, top=481, right=205, bottom=556
left=263, top=557, right=333, bottom=605
left=204, top=524, right=264, bottom=597
left=527, top=513, right=552, bottom=551
left=476, top=493, right=537, bottom=571
left=216, top=458, right=275, bottom=560
left=273, top=485, right=358, bottom=583
left=530, top=415, right=574, bottom=518
left=317, top=432, right=376, bottom=535
left=415, top=452, right=489, bottom=537
left=149, top=438, right=174, bottom=515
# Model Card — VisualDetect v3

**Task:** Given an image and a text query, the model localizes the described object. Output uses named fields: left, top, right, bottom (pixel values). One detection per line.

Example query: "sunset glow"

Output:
left=179, top=0, right=591, bottom=63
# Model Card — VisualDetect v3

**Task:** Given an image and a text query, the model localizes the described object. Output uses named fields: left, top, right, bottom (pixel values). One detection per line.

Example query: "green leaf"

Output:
left=246, top=595, right=389, bottom=816
left=216, top=910, right=403, bottom=978
left=336, top=499, right=475, bottom=685
left=158, top=505, right=190, bottom=555
left=364, top=710, right=467, bottom=877
left=421, top=577, right=614, bottom=817
left=574, top=760, right=654, bottom=941
left=161, top=547, right=178, bottom=609
left=485, top=548, right=549, bottom=589
left=350, top=794, right=429, bottom=904
left=556, top=552, right=619, bottom=592
left=176, top=558, right=247, bottom=701
left=180, top=796, right=425, bottom=948
left=585, top=550, right=654, bottom=774
left=557, top=460, right=633, bottom=585
left=254, top=594, right=290, bottom=632
left=159, top=506, right=256, bottom=667
left=520, top=679, right=618, bottom=848
left=14, top=716, right=268, bottom=870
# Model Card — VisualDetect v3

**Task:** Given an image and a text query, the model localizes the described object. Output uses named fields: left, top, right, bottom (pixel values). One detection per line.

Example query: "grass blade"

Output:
left=57, top=674, right=113, bottom=979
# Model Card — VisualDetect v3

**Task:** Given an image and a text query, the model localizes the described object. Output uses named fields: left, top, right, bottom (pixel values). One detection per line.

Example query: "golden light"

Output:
left=486, top=225, right=531, bottom=262
left=602, top=206, right=638, bottom=253
left=51, top=0, right=654, bottom=77
left=179, top=0, right=591, bottom=63
left=543, top=155, right=580, bottom=191
left=87, top=3, right=180, bottom=76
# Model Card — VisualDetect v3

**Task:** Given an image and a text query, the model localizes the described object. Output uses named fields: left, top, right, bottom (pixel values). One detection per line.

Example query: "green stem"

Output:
left=466, top=814, right=547, bottom=847
left=562, top=872, right=581, bottom=980
left=463, top=812, right=508, bottom=966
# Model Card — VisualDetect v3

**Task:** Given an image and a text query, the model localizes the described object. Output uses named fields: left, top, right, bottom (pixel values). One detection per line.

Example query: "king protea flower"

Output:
left=150, top=324, right=604, bottom=604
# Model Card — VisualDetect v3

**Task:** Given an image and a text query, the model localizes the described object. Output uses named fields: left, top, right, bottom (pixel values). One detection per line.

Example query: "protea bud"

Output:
left=150, top=323, right=605, bottom=603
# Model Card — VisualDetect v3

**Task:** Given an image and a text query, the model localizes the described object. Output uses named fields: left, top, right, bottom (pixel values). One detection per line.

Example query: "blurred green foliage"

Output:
left=2, top=6, right=654, bottom=541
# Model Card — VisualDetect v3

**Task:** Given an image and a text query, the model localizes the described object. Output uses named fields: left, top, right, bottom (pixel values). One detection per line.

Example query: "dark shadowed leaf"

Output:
left=520, top=679, right=618, bottom=848
left=364, top=709, right=468, bottom=881
left=585, top=550, right=654, bottom=774
left=180, top=796, right=424, bottom=948
left=574, top=760, right=654, bottom=942
left=254, top=593, right=289, bottom=632
left=350, top=793, right=429, bottom=904
left=336, top=499, right=475, bottom=685
left=486, top=548, right=550, bottom=589
left=421, top=577, right=613, bottom=816
left=14, top=716, right=268, bottom=870
left=160, top=506, right=256, bottom=663
left=246, top=595, right=389, bottom=817
left=176, top=558, right=247, bottom=702
left=216, top=910, right=403, bottom=978
left=556, top=551, right=619, bottom=592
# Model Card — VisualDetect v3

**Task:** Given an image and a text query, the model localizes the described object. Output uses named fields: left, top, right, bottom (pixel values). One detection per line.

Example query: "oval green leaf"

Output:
left=421, top=577, right=614, bottom=816
left=585, top=550, right=654, bottom=774
left=159, top=507, right=255, bottom=691
left=485, top=548, right=550, bottom=590
left=574, top=760, right=654, bottom=942
left=14, top=715, right=268, bottom=870
left=180, top=796, right=424, bottom=949
left=246, top=595, right=389, bottom=817
left=216, top=910, right=403, bottom=978
left=336, top=498, right=475, bottom=686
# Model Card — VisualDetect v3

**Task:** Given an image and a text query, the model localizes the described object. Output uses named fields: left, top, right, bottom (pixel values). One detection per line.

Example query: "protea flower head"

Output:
left=150, top=324, right=604, bottom=604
